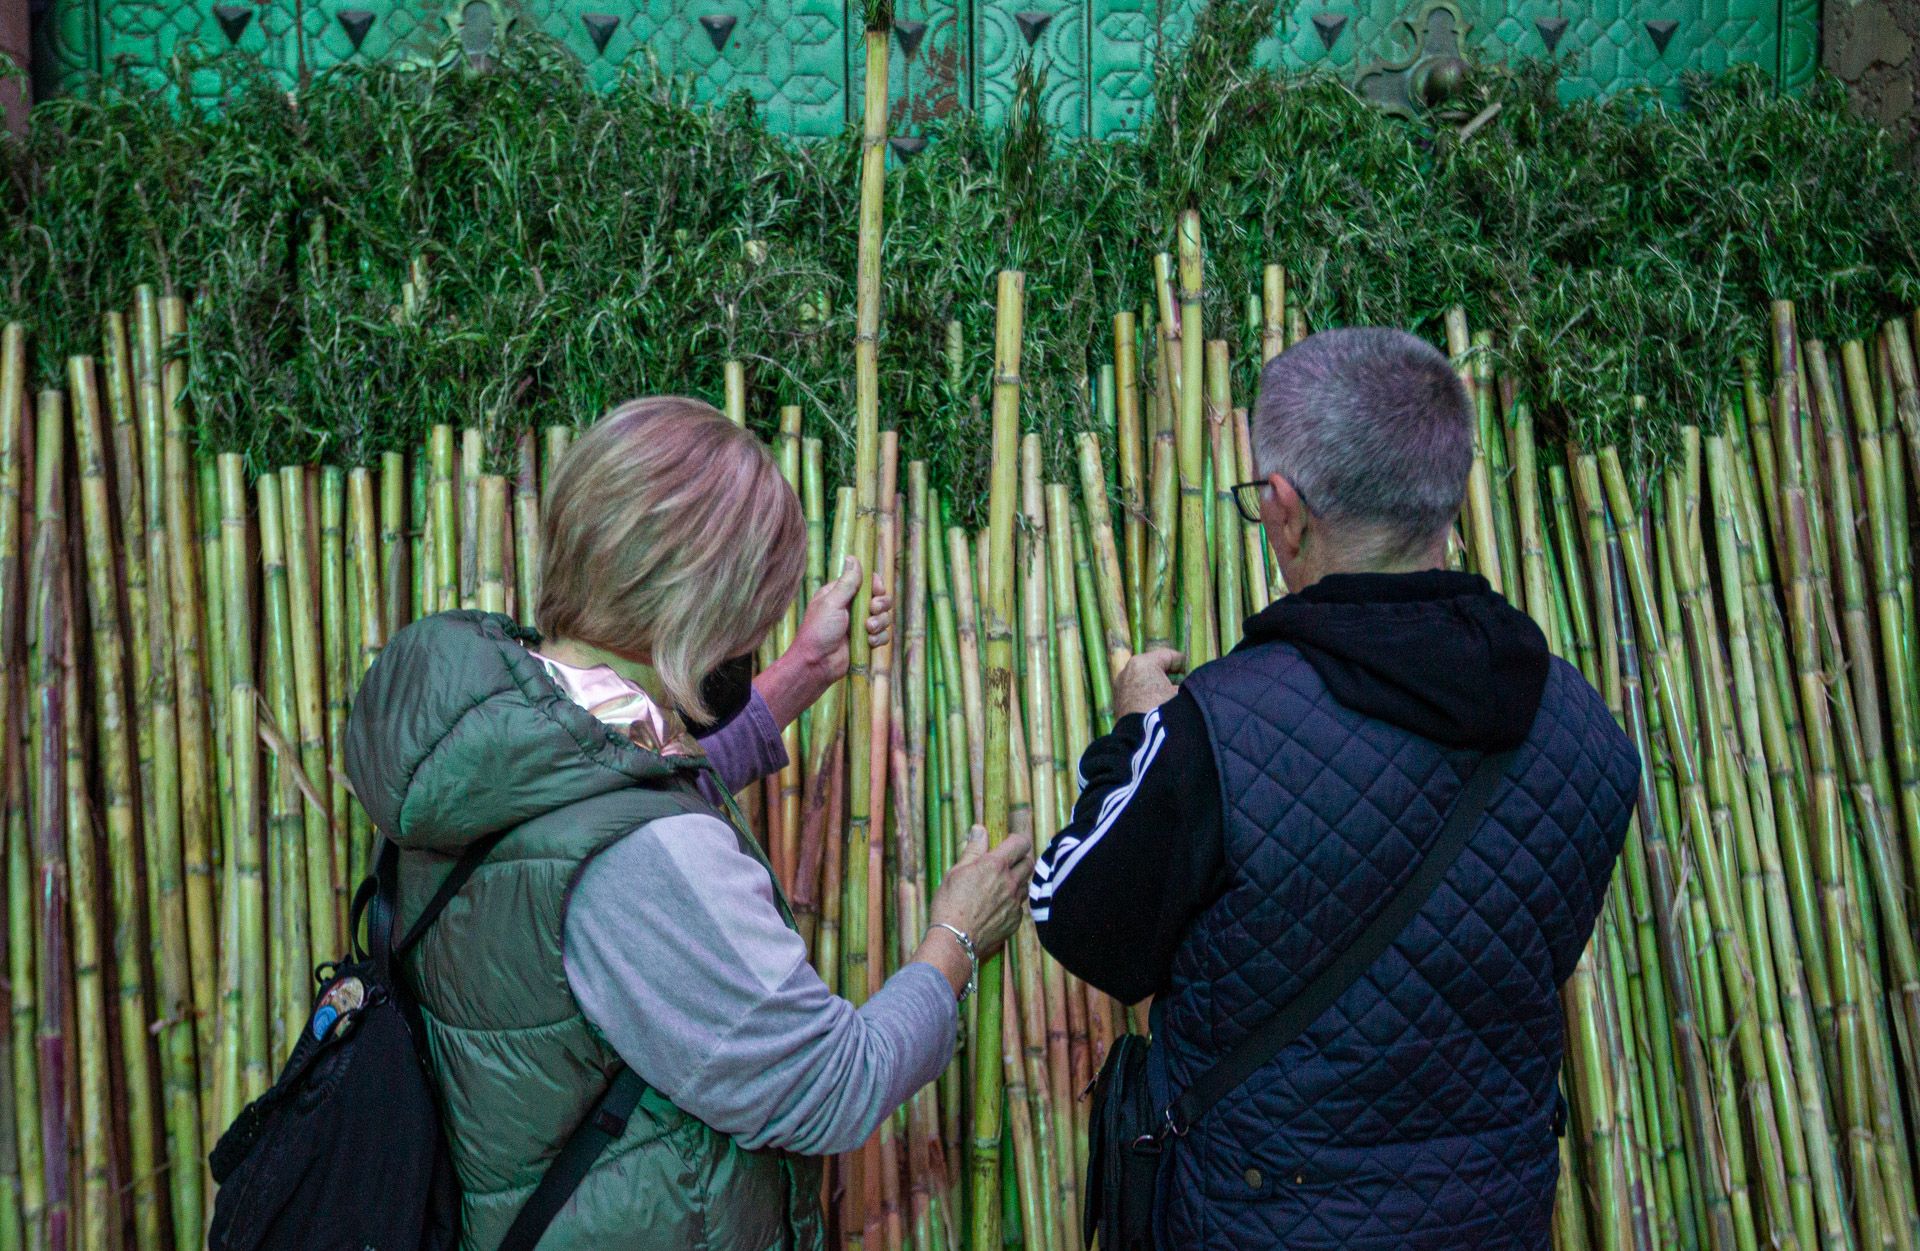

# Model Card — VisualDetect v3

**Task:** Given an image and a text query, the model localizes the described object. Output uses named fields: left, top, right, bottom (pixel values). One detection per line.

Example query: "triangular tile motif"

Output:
left=213, top=4, right=253, bottom=43
left=1013, top=11, right=1051, bottom=45
left=893, top=19, right=926, bottom=59
left=1534, top=16, right=1568, bottom=53
left=337, top=8, right=375, bottom=50
left=1311, top=12, right=1346, bottom=52
left=581, top=12, right=617, bottom=53
left=888, top=135, right=928, bottom=158
left=1645, top=18, right=1678, bottom=54
left=699, top=13, right=737, bottom=51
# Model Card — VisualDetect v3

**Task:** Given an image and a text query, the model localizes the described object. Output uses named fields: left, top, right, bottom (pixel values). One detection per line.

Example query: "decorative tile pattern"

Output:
left=556, top=0, right=846, bottom=136
left=900, top=0, right=968, bottom=124
left=851, top=0, right=965, bottom=142
left=975, top=0, right=1087, bottom=131
left=1492, top=0, right=1777, bottom=99
left=304, top=0, right=433, bottom=72
left=68, top=0, right=305, bottom=99
left=1778, top=0, right=1817, bottom=89
left=1264, top=1, right=1409, bottom=72
left=43, top=0, right=1818, bottom=137
left=32, top=0, right=91, bottom=97
left=1088, top=0, right=1186, bottom=138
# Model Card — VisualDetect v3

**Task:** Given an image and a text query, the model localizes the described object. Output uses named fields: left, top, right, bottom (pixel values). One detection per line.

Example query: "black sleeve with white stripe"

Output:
left=1028, top=689, right=1226, bottom=1005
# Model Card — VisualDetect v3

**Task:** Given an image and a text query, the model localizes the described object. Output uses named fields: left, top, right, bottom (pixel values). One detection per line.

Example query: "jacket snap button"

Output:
left=1294, top=1173, right=1305, bottom=1186
left=1243, top=1167, right=1263, bottom=1190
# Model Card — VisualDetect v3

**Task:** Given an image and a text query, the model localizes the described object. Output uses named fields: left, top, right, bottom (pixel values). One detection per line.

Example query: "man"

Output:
left=1031, top=328, right=1639, bottom=1250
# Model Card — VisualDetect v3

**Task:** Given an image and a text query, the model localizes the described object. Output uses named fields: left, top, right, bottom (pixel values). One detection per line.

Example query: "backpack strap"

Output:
left=1161, top=747, right=1517, bottom=1138
left=355, top=832, right=656, bottom=1250
left=497, top=1067, right=649, bottom=1251
left=393, top=831, right=517, bottom=956
left=352, top=830, right=514, bottom=974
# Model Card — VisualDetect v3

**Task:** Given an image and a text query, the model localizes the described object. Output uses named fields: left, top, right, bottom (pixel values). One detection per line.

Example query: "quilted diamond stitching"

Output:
left=1154, top=648, right=1637, bottom=1250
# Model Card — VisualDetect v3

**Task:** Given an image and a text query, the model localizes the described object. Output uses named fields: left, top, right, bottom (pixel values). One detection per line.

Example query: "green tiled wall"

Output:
left=34, top=0, right=1820, bottom=137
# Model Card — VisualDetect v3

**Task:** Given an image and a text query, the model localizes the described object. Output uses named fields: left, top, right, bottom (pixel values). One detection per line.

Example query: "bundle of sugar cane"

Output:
left=1, top=280, right=1918, bottom=1251
left=0, top=128, right=1916, bottom=1251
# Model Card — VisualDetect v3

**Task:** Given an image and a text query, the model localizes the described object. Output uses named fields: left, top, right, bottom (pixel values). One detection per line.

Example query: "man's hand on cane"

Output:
left=1114, top=648, right=1186, bottom=719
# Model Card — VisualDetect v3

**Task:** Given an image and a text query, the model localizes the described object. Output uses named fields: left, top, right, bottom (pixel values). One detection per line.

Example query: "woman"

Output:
left=345, top=397, right=1031, bottom=1250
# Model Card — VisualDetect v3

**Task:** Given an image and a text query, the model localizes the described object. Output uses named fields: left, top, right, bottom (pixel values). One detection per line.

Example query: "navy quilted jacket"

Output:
left=1033, top=572, right=1638, bottom=1250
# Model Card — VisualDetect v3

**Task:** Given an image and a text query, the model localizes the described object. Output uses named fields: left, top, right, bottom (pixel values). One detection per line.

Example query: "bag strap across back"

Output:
left=355, top=834, right=649, bottom=1251
left=355, top=831, right=510, bottom=971
left=496, top=1067, right=648, bottom=1251
left=1161, top=748, right=1517, bottom=1138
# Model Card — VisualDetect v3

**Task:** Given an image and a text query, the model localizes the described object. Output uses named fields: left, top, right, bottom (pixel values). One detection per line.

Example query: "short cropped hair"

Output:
left=537, top=397, right=805, bottom=723
left=1252, top=327, right=1473, bottom=555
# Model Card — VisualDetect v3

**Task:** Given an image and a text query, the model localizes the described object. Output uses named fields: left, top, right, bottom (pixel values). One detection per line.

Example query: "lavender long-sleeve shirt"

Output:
left=692, top=693, right=789, bottom=804
left=556, top=681, right=957, bottom=1156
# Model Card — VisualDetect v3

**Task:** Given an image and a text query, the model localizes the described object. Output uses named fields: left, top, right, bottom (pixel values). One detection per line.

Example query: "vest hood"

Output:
left=344, top=611, right=692, bottom=853
left=1239, top=570, right=1550, bottom=751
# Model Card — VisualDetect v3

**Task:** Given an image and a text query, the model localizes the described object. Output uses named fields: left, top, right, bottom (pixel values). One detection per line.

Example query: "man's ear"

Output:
left=1262, top=471, right=1307, bottom=558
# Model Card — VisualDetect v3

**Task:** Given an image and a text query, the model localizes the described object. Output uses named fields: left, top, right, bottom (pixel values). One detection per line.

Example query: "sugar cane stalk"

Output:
left=1175, top=214, right=1215, bottom=665
left=70, top=356, right=165, bottom=1248
left=971, top=269, right=1024, bottom=1251
left=1112, top=314, right=1146, bottom=649
left=257, top=470, right=311, bottom=1061
left=1074, top=435, right=1130, bottom=678
left=1767, top=301, right=1884, bottom=1247
left=60, top=596, right=110, bottom=1251
left=1205, top=340, right=1242, bottom=652
left=0, top=329, right=43, bottom=1247
left=320, top=471, right=352, bottom=918
left=217, top=452, right=269, bottom=1114
left=29, top=388, right=71, bottom=1251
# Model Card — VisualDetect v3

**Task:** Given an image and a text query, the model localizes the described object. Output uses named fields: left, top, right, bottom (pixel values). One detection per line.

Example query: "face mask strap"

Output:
left=683, top=652, right=757, bottom=737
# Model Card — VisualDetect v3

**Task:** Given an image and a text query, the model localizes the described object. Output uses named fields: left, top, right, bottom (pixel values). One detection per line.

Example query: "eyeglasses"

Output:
left=1230, top=481, right=1266, bottom=524
left=1229, top=479, right=1310, bottom=524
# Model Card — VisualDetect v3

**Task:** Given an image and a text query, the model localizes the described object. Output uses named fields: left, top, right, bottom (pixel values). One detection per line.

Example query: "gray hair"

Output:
left=1251, top=327, right=1472, bottom=556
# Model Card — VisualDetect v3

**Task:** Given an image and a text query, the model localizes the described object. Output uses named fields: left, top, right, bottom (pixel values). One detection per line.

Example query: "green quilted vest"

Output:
left=345, top=611, right=826, bottom=1251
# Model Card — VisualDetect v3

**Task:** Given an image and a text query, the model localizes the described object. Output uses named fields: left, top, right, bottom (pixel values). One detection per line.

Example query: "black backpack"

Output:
left=207, top=833, right=645, bottom=1251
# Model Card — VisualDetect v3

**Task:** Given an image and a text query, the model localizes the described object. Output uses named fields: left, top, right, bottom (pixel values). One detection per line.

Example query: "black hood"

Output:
left=1239, top=570, right=1550, bottom=751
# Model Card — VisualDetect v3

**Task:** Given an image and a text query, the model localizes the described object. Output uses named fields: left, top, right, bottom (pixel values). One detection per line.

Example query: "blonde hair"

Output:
left=537, top=397, right=805, bottom=723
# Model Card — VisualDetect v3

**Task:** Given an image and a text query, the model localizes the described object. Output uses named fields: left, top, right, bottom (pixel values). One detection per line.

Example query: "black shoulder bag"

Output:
left=1082, top=749, right=1515, bottom=1251
left=209, top=834, right=645, bottom=1251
